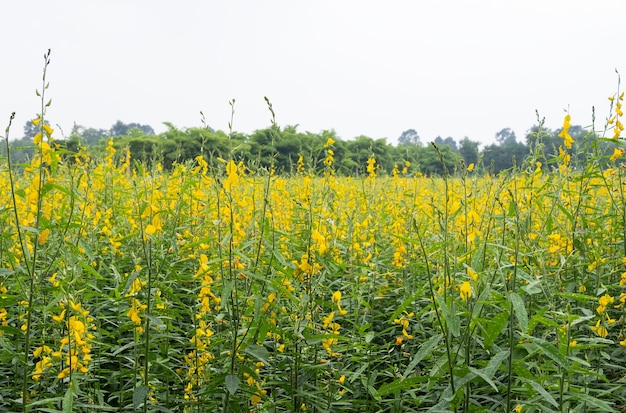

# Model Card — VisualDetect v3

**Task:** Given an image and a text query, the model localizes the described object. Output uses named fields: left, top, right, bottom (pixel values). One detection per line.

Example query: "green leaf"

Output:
left=62, top=386, right=73, bottom=413
left=509, top=292, right=528, bottom=333
left=41, top=181, right=71, bottom=197
left=146, top=315, right=166, bottom=330
left=0, top=268, right=15, bottom=276
left=243, top=345, right=270, bottom=365
left=220, top=281, right=234, bottom=311
left=377, top=376, right=429, bottom=397
left=256, top=316, right=270, bottom=344
left=554, top=291, right=596, bottom=303
left=433, top=291, right=460, bottom=337
left=225, top=374, right=239, bottom=394
left=403, top=333, right=442, bottom=378
left=469, top=350, right=509, bottom=391
left=483, top=311, right=509, bottom=348
left=470, top=284, right=491, bottom=321
left=530, top=337, right=568, bottom=369
left=388, top=289, right=425, bottom=322
left=0, top=325, right=23, bottom=336
left=367, top=385, right=382, bottom=402
left=133, top=385, right=148, bottom=409
left=520, top=278, right=542, bottom=295
left=567, top=392, right=615, bottom=411
left=519, top=377, right=558, bottom=408
left=483, top=349, right=510, bottom=379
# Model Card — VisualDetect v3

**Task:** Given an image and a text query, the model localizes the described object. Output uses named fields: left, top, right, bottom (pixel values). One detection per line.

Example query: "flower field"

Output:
left=2, top=54, right=626, bottom=412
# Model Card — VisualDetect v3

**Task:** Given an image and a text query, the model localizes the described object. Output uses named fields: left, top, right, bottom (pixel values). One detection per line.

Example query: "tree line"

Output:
left=5, top=119, right=622, bottom=175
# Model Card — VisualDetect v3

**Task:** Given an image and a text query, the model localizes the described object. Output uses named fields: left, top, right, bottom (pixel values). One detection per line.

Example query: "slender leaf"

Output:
left=403, top=333, right=442, bottom=378
left=483, top=311, right=509, bottom=348
left=509, top=292, right=528, bottom=333
left=434, top=291, right=460, bottom=337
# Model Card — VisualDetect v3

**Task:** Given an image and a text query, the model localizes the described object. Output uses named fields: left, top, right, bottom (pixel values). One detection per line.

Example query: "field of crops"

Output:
left=2, top=121, right=626, bottom=413
left=3, top=54, right=626, bottom=413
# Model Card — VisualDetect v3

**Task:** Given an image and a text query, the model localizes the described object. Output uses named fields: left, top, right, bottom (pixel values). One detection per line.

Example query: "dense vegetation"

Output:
left=3, top=51, right=626, bottom=413
left=7, top=111, right=620, bottom=177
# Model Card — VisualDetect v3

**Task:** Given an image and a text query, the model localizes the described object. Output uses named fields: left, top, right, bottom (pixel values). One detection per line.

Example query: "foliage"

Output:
left=3, top=51, right=626, bottom=413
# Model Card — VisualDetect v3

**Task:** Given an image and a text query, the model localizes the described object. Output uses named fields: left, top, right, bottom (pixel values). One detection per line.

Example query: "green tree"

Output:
left=434, top=136, right=458, bottom=151
left=398, top=129, right=420, bottom=145
left=458, top=137, right=480, bottom=167
left=481, top=140, right=528, bottom=173
left=110, top=120, right=155, bottom=136
left=416, top=143, right=461, bottom=175
left=495, top=127, right=517, bottom=145
left=70, top=124, right=108, bottom=146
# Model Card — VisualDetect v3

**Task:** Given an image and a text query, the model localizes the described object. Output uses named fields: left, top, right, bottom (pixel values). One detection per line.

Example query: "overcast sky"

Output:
left=2, top=1, right=625, bottom=145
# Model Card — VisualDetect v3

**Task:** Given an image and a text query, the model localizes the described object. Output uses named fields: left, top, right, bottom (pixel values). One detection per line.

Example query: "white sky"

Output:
left=1, top=1, right=624, bottom=145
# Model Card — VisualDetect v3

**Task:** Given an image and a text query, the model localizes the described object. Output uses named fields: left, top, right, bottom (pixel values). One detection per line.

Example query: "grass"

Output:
left=1, top=50, right=626, bottom=412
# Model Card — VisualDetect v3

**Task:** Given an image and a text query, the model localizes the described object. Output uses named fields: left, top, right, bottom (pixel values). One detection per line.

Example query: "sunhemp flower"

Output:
left=590, top=319, right=608, bottom=338
left=558, top=114, right=574, bottom=149
left=596, top=294, right=614, bottom=314
left=366, top=156, right=377, bottom=179
left=459, top=281, right=472, bottom=301
left=296, top=154, right=305, bottom=174
left=223, top=159, right=239, bottom=191
left=38, top=228, right=50, bottom=245
left=609, top=92, right=625, bottom=140
left=332, top=290, right=347, bottom=315
left=610, top=147, right=624, bottom=161
left=393, top=311, right=415, bottom=342
left=312, top=229, right=328, bottom=255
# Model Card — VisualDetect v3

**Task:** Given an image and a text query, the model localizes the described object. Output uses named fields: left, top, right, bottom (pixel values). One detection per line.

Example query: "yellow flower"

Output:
left=38, top=228, right=50, bottom=245
left=58, top=367, right=70, bottom=379
left=42, top=123, right=53, bottom=136
left=558, top=114, right=574, bottom=149
left=332, top=291, right=347, bottom=315
left=48, top=272, right=60, bottom=287
left=126, top=277, right=146, bottom=297
left=610, top=148, right=624, bottom=161
left=366, top=156, right=377, bottom=178
left=596, top=294, right=614, bottom=314
left=69, top=316, right=86, bottom=336
left=223, top=160, right=239, bottom=191
left=467, top=163, right=475, bottom=172
left=145, top=224, right=156, bottom=235
left=312, top=230, right=328, bottom=255
left=590, top=320, right=608, bottom=338
left=52, top=309, right=66, bottom=323
left=323, top=311, right=335, bottom=328
left=459, top=281, right=472, bottom=301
